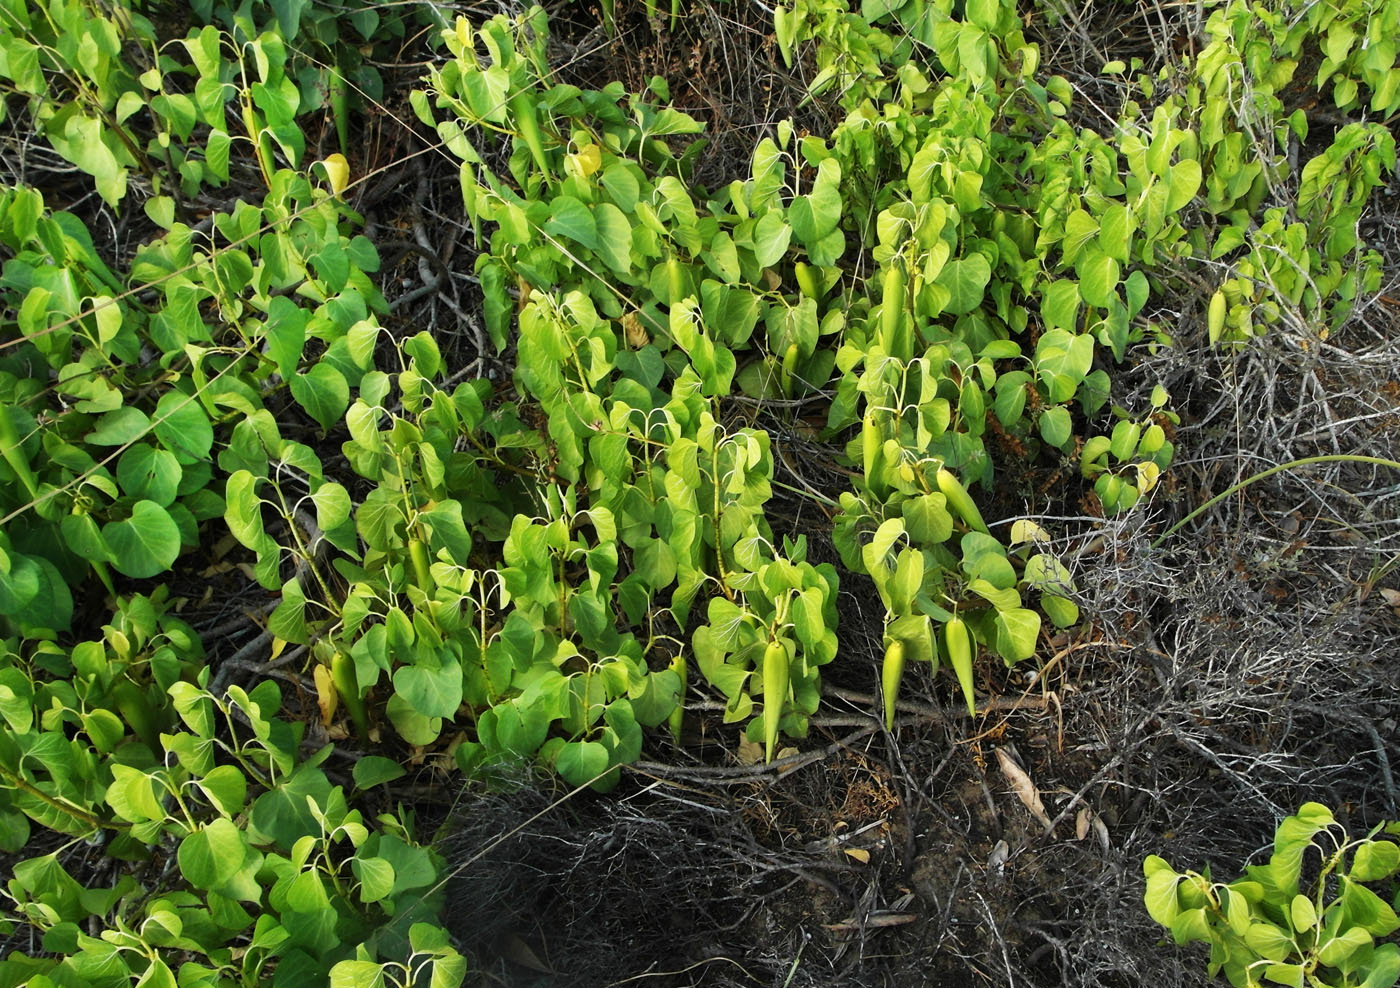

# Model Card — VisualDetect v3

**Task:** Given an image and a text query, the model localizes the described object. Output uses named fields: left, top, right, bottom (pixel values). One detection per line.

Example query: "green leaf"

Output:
left=1169, top=906, right=1210, bottom=945
left=199, top=764, right=247, bottom=818
left=1244, top=921, right=1296, bottom=962
left=1042, top=281, right=1081, bottom=332
left=264, top=296, right=308, bottom=378
left=291, top=364, right=350, bottom=431
left=1289, top=894, right=1316, bottom=932
left=602, top=163, right=640, bottom=210
left=1167, top=159, right=1202, bottom=211
left=752, top=211, right=792, bottom=268
left=1042, top=594, right=1079, bottom=628
left=1077, top=250, right=1120, bottom=308
left=1361, top=945, right=1400, bottom=988
left=420, top=499, right=472, bottom=563
left=1109, top=420, right=1140, bottom=462
left=593, top=202, right=632, bottom=274
left=107, top=764, right=166, bottom=822
left=1038, top=406, right=1072, bottom=448
left=633, top=537, right=677, bottom=589
left=937, top=255, right=991, bottom=315
left=179, top=818, right=246, bottom=888
left=993, top=608, right=1040, bottom=662
left=352, top=855, right=396, bottom=903
left=901, top=493, right=953, bottom=545
left=102, top=501, right=181, bottom=578
left=555, top=740, right=609, bottom=786
left=352, top=756, right=406, bottom=791
left=965, top=0, right=999, bottom=30
left=268, top=577, right=310, bottom=645
left=1339, top=875, right=1400, bottom=937
left=1061, top=209, right=1099, bottom=264
left=788, top=159, right=842, bottom=246
left=59, top=513, right=114, bottom=564
left=1317, top=926, right=1372, bottom=967
left=357, top=490, right=406, bottom=551
left=392, top=651, right=463, bottom=719
left=117, top=445, right=182, bottom=506
left=1351, top=840, right=1400, bottom=881
left=1262, top=964, right=1304, bottom=988
left=544, top=195, right=597, bottom=250
left=863, top=517, right=906, bottom=576
left=87, top=407, right=151, bottom=446
left=311, top=483, right=352, bottom=534
left=154, top=392, right=213, bottom=461
left=1098, top=203, right=1131, bottom=264
left=329, top=961, right=389, bottom=988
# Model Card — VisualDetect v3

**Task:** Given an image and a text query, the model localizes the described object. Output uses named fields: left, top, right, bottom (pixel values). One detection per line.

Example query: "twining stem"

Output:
left=1152, top=454, right=1400, bottom=548
left=0, top=761, right=128, bottom=832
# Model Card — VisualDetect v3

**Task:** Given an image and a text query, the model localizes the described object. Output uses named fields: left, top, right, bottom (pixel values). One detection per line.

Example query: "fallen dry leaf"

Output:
left=844, top=848, right=871, bottom=864
left=1076, top=806, right=1092, bottom=840
left=995, top=747, right=1053, bottom=830
left=736, top=735, right=763, bottom=765
left=500, top=934, right=554, bottom=974
left=1091, top=811, right=1110, bottom=852
left=823, top=913, right=918, bottom=933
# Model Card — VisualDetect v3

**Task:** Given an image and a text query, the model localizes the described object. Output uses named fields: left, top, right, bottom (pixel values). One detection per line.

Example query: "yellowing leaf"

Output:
left=319, top=154, right=350, bottom=198
left=314, top=664, right=337, bottom=725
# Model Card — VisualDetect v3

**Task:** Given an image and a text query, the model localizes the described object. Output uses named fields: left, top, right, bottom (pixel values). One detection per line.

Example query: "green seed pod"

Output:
left=781, top=343, right=799, bottom=396
left=1207, top=290, right=1227, bottom=342
left=944, top=617, right=976, bottom=717
left=936, top=467, right=990, bottom=535
left=330, top=646, right=369, bottom=740
left=668, top=654, right=687, bottom=743
left=762, top=640, right=789, bottom=763
left=881, top=638, right=906, bottom=729
left=667, top=257, right=686, bottom=307
left=880, top=265, right=909, bottom=361
left=863, top=411, right=886, bottom=499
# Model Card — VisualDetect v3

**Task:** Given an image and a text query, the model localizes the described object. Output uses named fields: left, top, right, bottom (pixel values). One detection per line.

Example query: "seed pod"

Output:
left=408, top=538, right=434, bottom=597
left=880, top=265, right=909, bottom=361
left=794, top=261, right=822, bottom=300
left=781, top=343, right=799, bottom=396
left=944, top=617, right=976, bottom=717
left=936, top=467, right=990, bottom=534
left=1207, top=290, right=1227, bottom=342
left=862, top=410, right=886, bottom=499
left=667, top=257, right=687, bottom=306
left=330, top=646, right=369, bottom=740
left=762, top=640, right=789, bottom=763
left=668, top=654, right=687, bottom=743
left=240, top=93, right=274, bottom=187
left=881, top=638, right=906, bottom=729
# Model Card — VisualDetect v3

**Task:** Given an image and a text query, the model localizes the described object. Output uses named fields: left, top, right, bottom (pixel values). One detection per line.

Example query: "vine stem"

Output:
left=1152, top=454, right=1400, bottom=548
left=0, top=762, right=127, bottom=832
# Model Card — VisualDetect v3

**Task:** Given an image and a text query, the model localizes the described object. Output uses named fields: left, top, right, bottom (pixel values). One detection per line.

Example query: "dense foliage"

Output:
left=0, top=0, right=1396, bottom=983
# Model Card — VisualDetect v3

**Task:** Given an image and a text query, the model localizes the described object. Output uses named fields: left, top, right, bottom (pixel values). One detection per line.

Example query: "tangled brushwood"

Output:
left=0, top=0, right=1398, bottom=985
